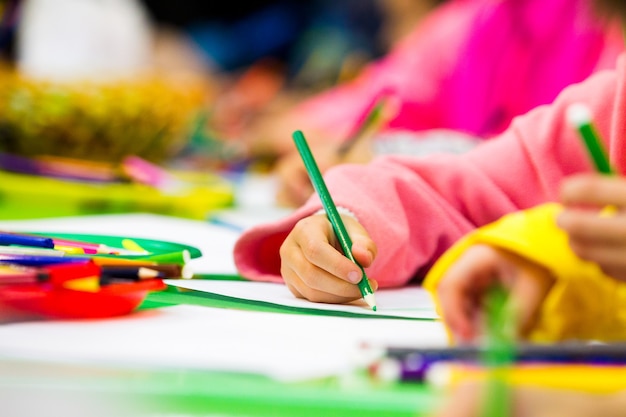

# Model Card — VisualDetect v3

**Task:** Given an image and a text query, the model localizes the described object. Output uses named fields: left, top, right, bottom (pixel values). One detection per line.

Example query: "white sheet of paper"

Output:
left=165, top=280, right=439, bottom=320
left=0, top=304, right=447, bottom=381
left=0, top=214, right=241, bottom=275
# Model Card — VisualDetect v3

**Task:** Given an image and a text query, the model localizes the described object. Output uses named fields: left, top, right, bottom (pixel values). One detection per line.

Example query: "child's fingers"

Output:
left=284, top=259, right=379, bottom=305
left=280, top=216, right=366, bottom=300
left=281, top=260, right=363, bottom=304
left=567, top=237, right=626, bottom=265
left=289, top=216, right=367, bottom=284
left=558, top=209, right=626, bottom=244
left=506, top=266, right=555, bottom=338
left=560, top=174, right=626, bottom=208
left=288, top=261, right=363, bottom=302
left=285, top=281, right=304, bottom=299
left=567, top=241, right=626, bottom=281
left=340, top=215, right=377, bottom=267
left=280, top=213, right=380, bottom=303
left=438, top=285, right=479, bottom=343
left=437, top=246, right=501, bottom=342
left=367, top=278, right=379, bottom=292
left=557, top=209, right=626, bottom=281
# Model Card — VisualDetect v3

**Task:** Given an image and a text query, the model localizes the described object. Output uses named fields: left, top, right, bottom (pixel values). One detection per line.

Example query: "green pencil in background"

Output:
left=567, top=102, right=617, bottom=216
left=336, top=88, right=396, bottom=157
left=566, top=102, right=614, bottom=174
left=292, top=130, right=377, bottom=311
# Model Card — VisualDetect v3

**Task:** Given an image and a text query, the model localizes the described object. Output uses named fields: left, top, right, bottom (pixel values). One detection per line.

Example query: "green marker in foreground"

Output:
left=567, top=102, right=614, bottom=174
left=292, top=130, right=377, bottom=311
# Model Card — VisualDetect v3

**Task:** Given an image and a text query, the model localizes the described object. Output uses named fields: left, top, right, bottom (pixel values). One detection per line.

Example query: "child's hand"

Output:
left=274, top=144, right=341, bottom=208
left=279, top=213, right=378, bottom=304
left=274, top=137, right=374, bottom=208
left=435, top=244, right=554, bottom=344
left=558, top=173, right=626, bottom=281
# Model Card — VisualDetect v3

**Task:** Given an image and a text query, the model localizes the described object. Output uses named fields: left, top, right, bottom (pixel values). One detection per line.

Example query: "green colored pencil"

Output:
left=292, top=130, right=377, bottom=311
left=567, top=103, right=614, bottom=174
left=336, top=91, right=393, bottom=157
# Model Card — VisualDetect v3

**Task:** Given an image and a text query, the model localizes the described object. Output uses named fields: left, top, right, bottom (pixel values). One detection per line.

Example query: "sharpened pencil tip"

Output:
left=364, top=293, right=377, bottom=311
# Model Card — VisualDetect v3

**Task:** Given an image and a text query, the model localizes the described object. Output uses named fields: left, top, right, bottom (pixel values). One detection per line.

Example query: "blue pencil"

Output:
left=0, top=254, right=90, bottom=267
left=0, top=231, right=55, bottom=249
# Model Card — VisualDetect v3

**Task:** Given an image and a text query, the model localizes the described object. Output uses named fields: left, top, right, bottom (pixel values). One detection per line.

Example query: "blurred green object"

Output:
left=0, top=358, right=440, bottom=417
left=0, top=168, right=234, bottom=220
left=481, top=286, right=515, bottom=417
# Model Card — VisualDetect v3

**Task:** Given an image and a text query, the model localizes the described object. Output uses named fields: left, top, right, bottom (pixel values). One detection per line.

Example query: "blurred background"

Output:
left=0, top=0, right=436, bottom=219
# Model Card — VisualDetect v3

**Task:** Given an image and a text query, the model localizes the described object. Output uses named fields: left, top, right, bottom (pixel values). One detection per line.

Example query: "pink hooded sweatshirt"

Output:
left=288, top=0, right=624, bottom=140
left=234, top=52, right=626, bottom=287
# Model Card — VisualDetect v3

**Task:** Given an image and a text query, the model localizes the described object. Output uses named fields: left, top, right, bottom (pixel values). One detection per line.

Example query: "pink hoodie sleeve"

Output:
left=234, top=55, right=625, bottom=288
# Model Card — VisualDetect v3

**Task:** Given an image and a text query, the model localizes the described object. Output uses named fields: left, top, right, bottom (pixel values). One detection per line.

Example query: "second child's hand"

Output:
left=274, top=90, right=396, bottom=208
left=436, top=244, right=554, bottom=343
left=274, top=137, right=374, bottom=208
left=560, top=103, right=626, bottom=282
left=558, top=174, right=626, bottom=281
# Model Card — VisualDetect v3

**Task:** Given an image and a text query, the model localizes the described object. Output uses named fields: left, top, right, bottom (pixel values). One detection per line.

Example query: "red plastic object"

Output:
left=0, top=279, right=166, bottom=319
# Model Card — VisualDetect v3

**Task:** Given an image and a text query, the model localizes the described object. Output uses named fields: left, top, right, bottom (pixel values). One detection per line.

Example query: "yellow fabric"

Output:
left=442, top=364, right=626, bottom=394
left=423, top=202, right=626, bottom=343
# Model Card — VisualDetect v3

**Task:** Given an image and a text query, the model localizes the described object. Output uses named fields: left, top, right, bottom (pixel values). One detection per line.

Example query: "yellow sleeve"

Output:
left=423, top=203, right=626, bottom=343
